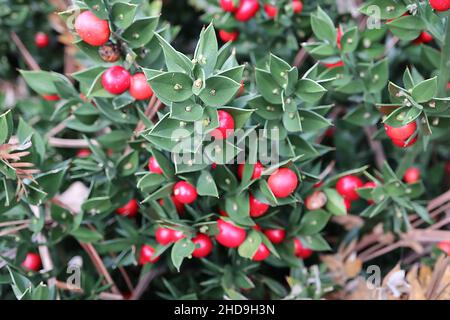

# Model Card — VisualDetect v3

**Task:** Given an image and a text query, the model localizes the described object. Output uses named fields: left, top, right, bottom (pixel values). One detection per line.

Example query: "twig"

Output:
left=48, top=137, right=94, bottom=148
left=10, top=32, right=41, bottom=71
left=0, top=224, right=29, bottom=237
left=363, top=126, right=386, bottom=170
left=0, top=219, right=31, bottom=228
left=78, top=242, right=121, bottom=295
left=130, top=267, right=166, bottom=300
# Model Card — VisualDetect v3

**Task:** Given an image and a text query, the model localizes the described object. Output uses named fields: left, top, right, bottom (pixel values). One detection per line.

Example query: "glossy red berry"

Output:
left=35, top=32, right=49, bottom=48
left=437, top=241, right=450, bottom=255
left=294, top=238, right=313, bottom=259
left=292, top=0, right=303, bottom=13
left=218, top=209, right=229, bottom=217
left=74, top=11, right=110, bottom=46
left=155, top=227, right=174, bottom=245
left=267, top=168, right=298, bottom=198
left=211, top=110, right=235, bottom=140
left=413, top=31, right=433, bottom=45
left=252, top=243, right=270, bottom=261
left=116, top=199, right=139, bottom=218
left=192, top=234, right=213, bottom=258
left=173, top=181, right=198, bottom=204
left=264, top=4, right=278, bottom=18
left=249, top=194, right=269, bottom=218
left=76, top=149, right=91, bottom=158
left=130, top=73, right=153, bottom=100
left=404, top=167, right=420, bottom=184
left=220, top=0, right=238, bottom=12
left=148, top=156, right=163, bottom=174
left=237, top=161, right=264, bottom=180
left=101, top=66, right=131, bottom=95
left=42, top=94, right=60, bottom=101
left=235, top=0, right=260, bottom=22
left=159, top=196, right=185, bottom=214
left=139, top=245, right=160, bottom=265
left=384, top=122, right=417, bottom=141
left=219, top=29, right=239, bottom=42
left=215, top=219, right=247, bottom=248
left=336, top=175, right=364, bottom=201
left=391, top=136, right=418, bottom=148
left=429, top=0, right=450, bottom=11
left=21, top=253, right=42, bottom=272
left=263, top=229, right=286, bottom=244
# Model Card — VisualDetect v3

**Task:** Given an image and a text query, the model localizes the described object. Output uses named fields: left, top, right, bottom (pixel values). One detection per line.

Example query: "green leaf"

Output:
left=341, top=27, right=359, bottom=53
left=368, top=58, right=389, bottom=93
left=171, top=238, right=195, bottom=271
left=84, top=0, right=109, bottom=19
left=197, top=171, right=218, bottom=197
left=298, top=210, right=331, bottom=235
left=81, top=196, right=112, bottom=214
left=412, top=77, right=437, bottom=103
left=122, top=17, right=159, bottom=48
left=310, top=7, right=337, bottom=44
left=111, top=2, right=137, bottom=29
left=149, top=72, right=194, bottom=103
left=0, top=110, right=13, bottom=145
left=19, top=70, right=67, bottom=95
left=70, top=227, right=103, bottom=243
left=238, top=230, right=261, bottom=259
left=255, top=68, right=282, bottom=104
left=117, top=151, right=139, bottom=177
left=387, top=16, right=424, bottom=41
left=295, top=79, right=327, bottom=103
left=323, top=188, right=346, bottom=216
left=198, top=76, right=240, bottom=107
left=300, top=234, right=331, bottom=251
left=269, top=54, right=291, bottom=88
left=155, top=33, right=193, bottom=74
left=194, top=23, right=218, bottom=76
left=359, top=0, right=407, bottom=20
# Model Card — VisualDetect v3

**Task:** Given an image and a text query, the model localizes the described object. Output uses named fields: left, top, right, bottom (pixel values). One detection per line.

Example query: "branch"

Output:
left=10, top=32, right=41, bottom=71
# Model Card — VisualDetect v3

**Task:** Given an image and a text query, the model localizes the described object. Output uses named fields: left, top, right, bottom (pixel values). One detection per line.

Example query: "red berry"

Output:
left=42, top=94, right=60, bottom=101
left=294, top=238, right=313, bottom=259
left=148, top=156, right=163, bottom=174
left=116, top=199, right=139, bottom=218
left=336, top=27, right=343, bottom=50
left=130, top=73, right=153, bottom=100
left=429, top=0, right=450, bottom=12
left=267, top=168, right=298, bottom=198
left=139, top=244, right=160, bottom=265
left=237, top=161, right=264, bottom=180
left=173, top=181, right=198, bottom=204
left=192, top=234, right=213, bottom=258
left=235, top=0, right=260, bottom=22
left=292, top=0, right=303, bottom=13
left=35, top=32, right=49, bottom=48
left=404, top=167, right=420, bottom=184
left=220, top=0, right=238, bottom=12
left=263, top=229, right=286, bottom=244
left=76, top=149, right=91, bottom=158
left=155, top=227, right=174, bottom=245
left=437, top=241, right=450, bottom=255
left=264, top=4, right=278, bottom=18
left=362, top=181, right=377, bottom=205
left=324, top=61, right=344, bottom=68
left=21, top=253, right=42, bottom=272
left=215, top=219, right=247, bottom=248
left=101, top=66, right=131, bottom=95
left=413, top=31, right=433, bottom=45
left=219, top=29, right=239, bottom=42
left=172, top=230, right=186, bottom=242
left=75, top=11, right=110, bottom=46
left=159, top=196, right=185, bottom=214
left=211, top=110, right=235, bottom=140
left=249, top=194, right=269, bottom=218
left=336, top=175, right=364, bottom=201
left=252, top=243, right=270, bottom=261
left=391, top=136, right=418, bottom=148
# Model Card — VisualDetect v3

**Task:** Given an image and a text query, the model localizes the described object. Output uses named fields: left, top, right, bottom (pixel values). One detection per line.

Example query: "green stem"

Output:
left=437, top=13, right=450, bottom=98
